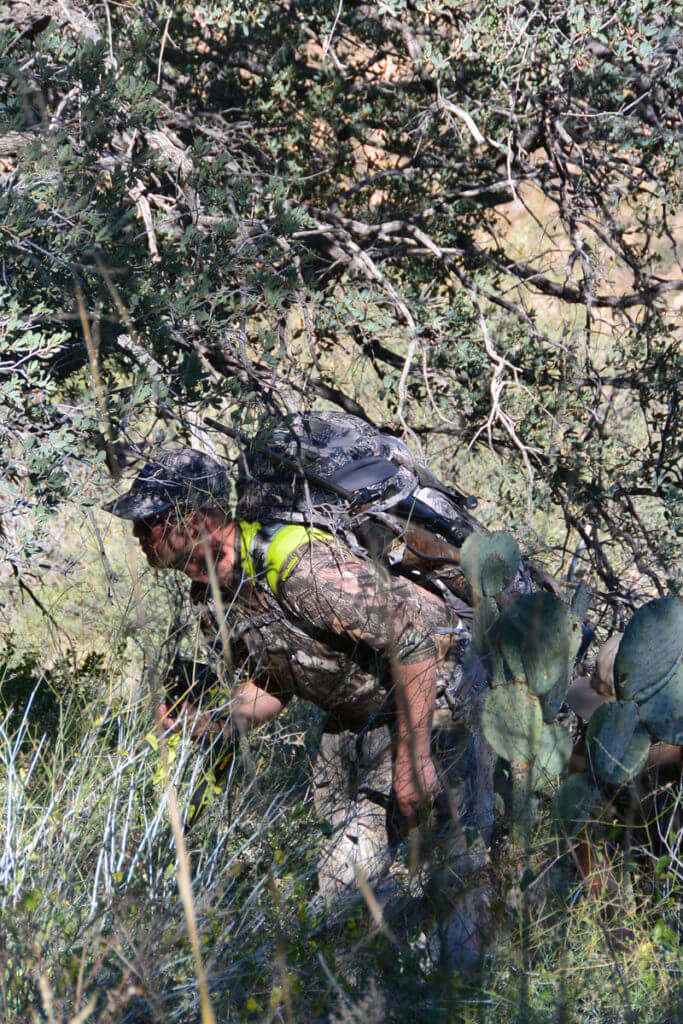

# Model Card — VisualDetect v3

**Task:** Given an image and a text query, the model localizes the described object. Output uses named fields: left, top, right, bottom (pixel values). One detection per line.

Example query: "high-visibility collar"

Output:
left=238, top=521, right=332, bottom=597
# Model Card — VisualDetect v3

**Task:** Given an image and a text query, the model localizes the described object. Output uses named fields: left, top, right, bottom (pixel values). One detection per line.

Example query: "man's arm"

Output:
left=392, top=657, right=440, bottom=817
left=278, top=543, right=451, bottom=817
left=230, top=678, right=289, bottom=734
left=158, top=677, right=288, bottom=741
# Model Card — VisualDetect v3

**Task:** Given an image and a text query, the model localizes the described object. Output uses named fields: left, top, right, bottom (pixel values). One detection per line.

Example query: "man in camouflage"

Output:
left=105, top=449, right=493, bottom=954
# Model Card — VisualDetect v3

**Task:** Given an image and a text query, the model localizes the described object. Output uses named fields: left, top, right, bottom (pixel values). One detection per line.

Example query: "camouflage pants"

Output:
left=312, top=655, right=496, bottom=963
left=313, top=725, right=396, bottom=897
left=312, top=721, right=493, bottom=889
left=312, top=656, right=495, bottom=890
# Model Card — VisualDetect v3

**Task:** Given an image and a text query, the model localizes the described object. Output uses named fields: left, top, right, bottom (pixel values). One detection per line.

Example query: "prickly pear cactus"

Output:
left=615, top=596, right=683, bottom=703
left=460, top=531, right=520, bottom=600
left=529, top=722, right=573, bottom=791
left=613, top=596, right=683, bottom=746
left=570, top=580, right=592, bottom=624
left=538, top=670, right=571, bottom=723
left=495, top=593, right=583, bottom=696
left=465, top=531, right=591, bottom=841
left=472, top=597, right=504, bottom=684
left=636, top=661, right=683, bottom=746
left=585, top=701, right=651, bottom=785
left=553, top=773, right=601, bottom=838
left=481, top=684, right=543, bottom=764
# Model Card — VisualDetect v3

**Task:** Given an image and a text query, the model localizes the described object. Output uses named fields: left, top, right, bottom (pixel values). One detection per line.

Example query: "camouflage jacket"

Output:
left=195, top=524, right=472, bottom=733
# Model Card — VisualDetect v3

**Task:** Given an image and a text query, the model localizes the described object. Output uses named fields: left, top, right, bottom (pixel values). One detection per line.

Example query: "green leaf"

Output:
left=22, top=890, right=43, bottom=912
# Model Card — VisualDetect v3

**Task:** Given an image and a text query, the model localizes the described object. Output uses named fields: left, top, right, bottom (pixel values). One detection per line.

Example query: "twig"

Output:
left=157, top=10, right=173, bottom=86
left=322, top=0, right=343, bottom=61
left=74, top=279, right=120, bottom=478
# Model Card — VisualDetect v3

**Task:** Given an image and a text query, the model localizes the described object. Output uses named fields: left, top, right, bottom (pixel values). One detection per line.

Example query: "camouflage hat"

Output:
left=103, top=449, right=232, bottom=520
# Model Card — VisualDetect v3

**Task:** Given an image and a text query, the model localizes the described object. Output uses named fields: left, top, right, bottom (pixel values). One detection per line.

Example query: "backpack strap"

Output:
left=239, top=521, right=332, bottom=597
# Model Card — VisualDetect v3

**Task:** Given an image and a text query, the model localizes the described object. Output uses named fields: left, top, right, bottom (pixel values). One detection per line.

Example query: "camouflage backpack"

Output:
left=234, top=411, right=478, bottom=554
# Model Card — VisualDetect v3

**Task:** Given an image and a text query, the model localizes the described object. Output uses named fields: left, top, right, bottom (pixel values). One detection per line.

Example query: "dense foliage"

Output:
left=1, top=0, right=681, bottom=610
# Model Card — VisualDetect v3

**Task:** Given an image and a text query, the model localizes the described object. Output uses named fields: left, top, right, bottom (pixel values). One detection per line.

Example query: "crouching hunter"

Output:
left=104, top=450, right=495, bottom=958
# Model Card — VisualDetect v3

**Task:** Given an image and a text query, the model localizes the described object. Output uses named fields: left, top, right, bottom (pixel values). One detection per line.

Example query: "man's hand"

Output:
left=393, top=744, right=440, bottom=817
left=157, top=678, right=287, bottom=744
left=156, top=699, right=221, bottom=743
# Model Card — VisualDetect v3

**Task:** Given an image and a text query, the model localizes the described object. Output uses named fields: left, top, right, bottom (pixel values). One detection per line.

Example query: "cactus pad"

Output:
left=586, top=701, right=650, bottom=784
left=636, top=662, right=683, bottom=745
left=472, top=597, right=504, bottom=684
left=460, top=531, right=520, bottom=599
left=530, top=722, right=573, bottom=790
left=614, top=596, right=683, bottom=705
left=539, top=669, right=571, bottom=723
left=553, top=773, right=600, bottom=838
left=496, top=592, right=583, bottom=695
left=482, top=684, right=543, bottom=763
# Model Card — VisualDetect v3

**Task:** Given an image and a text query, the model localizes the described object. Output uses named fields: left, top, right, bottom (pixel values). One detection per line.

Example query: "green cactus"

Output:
left=553, top=773, right=601, bottom=838
left=613, top=595, right=683, bottom=746
left=495, top=592, right=583, bottom=696
left=481, top=684, right=543, bottom=764
left=614, top=596, right=683, bottom=705
left=529, top=722, right=573, bottom=791
left=472, top=597, right=505, bottom=685
left=586, top=701, right=651, bottom=785
left=637, top=662, right=683, bottom=745
left=539, top=669, right=571, bottom=723
left=472, top=596, right=498, bottom=654
left=460, top=531, right=520, bottom=600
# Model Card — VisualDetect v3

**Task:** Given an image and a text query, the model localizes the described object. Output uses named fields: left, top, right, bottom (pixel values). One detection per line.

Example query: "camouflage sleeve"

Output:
left=278, top=539, right=453, bottom=666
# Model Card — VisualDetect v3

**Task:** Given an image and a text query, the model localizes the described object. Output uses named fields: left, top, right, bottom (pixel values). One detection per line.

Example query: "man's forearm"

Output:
left=159, top=679, right=285, bottom=742
left=392, top=657, right=439, bottom=815
left=394, top=657, right=436, bottom=755
left=230, top=679, right=287, bottom=734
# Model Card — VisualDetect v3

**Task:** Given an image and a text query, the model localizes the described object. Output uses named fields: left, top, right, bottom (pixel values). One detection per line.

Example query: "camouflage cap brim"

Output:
left=102, top=490, right=175, bottom=520
left=103, top=448, right=232, bottom=521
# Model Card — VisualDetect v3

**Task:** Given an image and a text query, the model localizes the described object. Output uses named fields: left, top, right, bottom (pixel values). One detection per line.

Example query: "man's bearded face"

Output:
left=132, top=512, right=198, bottom=571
